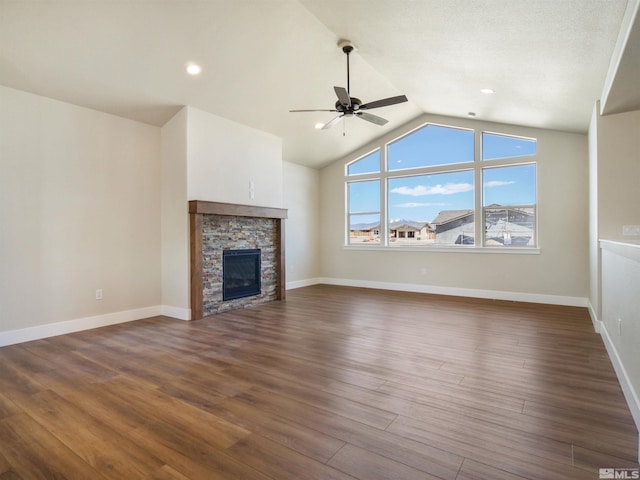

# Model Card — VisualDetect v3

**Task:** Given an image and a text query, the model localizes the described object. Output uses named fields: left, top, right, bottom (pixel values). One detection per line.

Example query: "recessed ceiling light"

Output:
left=480, top=88, right=495, bottom=94
left=314, top=122, right=324, bottom=130
left=186, top=63, right=202, bottom=75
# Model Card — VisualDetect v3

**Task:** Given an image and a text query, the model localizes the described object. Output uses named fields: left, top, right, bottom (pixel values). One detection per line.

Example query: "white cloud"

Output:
left=390, top=183, right=473, bottom=196
left=484, top=180, right=515, bottom=187
left=395, top=202, right=448, bottom=208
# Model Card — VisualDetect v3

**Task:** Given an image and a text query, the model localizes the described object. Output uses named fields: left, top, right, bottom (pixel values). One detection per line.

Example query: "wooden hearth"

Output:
left=189, top=200, right=287, bottom=320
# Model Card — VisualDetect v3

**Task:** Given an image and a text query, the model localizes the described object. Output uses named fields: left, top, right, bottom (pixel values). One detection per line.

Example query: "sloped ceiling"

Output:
left=601, top=0, right=640, bottom=115
left=0, top=0, right=634, bottom=168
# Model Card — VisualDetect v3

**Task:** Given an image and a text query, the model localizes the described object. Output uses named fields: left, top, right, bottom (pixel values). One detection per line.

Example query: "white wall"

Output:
left=283, top=161, right=321, bottom=287
left=320, top=114, right=589, bottom=304
left=595, top=109, right=640, bottom=241
left=186, top=107, right=283, bottom=207
left=160, top=107, right=189, bottom=319
left=588, top=105, right=601, bottom=322
left=0, top=86, right=161, bottom=337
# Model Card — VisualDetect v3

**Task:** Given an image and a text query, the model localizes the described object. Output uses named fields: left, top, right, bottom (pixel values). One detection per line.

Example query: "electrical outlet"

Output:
left=95, top=289, right=103, bottom=300
left=622, top=225, right=640, bottom=236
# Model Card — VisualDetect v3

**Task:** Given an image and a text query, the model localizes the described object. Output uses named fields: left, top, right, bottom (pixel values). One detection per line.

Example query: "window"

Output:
left=483, top=164, right=536, bottom=247
left=347, top=149, right=380, bottom=175
left=388, top=124, right=474, bottom=170
left=347, top=180, right=381, bottom=244
left=482, top=132, right=536, bottom=160
left=346, top=123, right=537, bottom=249
left=388, top=170, right=474, bottom=246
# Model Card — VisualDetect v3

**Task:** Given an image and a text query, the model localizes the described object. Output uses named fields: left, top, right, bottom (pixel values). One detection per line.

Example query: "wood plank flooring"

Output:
left=0, top=284, right=638, bottom=479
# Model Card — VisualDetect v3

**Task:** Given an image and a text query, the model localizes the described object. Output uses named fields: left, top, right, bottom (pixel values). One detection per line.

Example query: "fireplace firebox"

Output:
left=222, top=249, right=261, bottom=301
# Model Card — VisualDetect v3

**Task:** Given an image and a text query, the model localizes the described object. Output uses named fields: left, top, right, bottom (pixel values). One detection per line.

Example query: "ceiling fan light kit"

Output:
left=290, top=40, right=408, bottom=131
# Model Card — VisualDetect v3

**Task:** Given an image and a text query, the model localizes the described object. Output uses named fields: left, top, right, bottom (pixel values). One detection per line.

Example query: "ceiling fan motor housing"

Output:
left=335, top=97, right=362, bottom=114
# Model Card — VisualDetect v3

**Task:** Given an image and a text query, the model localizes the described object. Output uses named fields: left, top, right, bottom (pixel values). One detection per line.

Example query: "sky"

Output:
left=348, top=126, right=536, bottom=226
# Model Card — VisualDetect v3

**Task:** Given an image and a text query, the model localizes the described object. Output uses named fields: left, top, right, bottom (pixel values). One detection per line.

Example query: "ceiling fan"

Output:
left=290, top=40, right=408, bottom=130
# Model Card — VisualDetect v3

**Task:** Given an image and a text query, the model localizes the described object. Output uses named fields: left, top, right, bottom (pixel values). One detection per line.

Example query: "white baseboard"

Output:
left=600, top=323, right=640, bottom=457
left=317, top=277, right=588, bottom=307
left=286, top=278, right=322, bottom=290
left=587, top=301, right=602, bottom=333
left=160, top=305, right=191, bottom=321
left=0, top=306, right=162, bottom=347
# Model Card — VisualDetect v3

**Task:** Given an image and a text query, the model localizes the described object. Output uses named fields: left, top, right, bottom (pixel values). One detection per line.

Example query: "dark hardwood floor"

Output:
left=0, top=285, right=638, bottom=479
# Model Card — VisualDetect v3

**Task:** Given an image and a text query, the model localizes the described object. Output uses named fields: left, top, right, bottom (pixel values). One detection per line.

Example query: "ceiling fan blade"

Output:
left=334, top=86, right=351, bottom=107
left=322, top=115, right=344, bottom=130
left=356, top=112, right=388, bottom=126
left=360, top=95, right=408, bottom=110
left=289, top=109, right=338, bottom=112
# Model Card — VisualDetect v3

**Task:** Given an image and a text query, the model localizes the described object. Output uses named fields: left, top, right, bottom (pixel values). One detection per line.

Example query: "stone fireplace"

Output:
left=189, top=201, right=287, bottom=320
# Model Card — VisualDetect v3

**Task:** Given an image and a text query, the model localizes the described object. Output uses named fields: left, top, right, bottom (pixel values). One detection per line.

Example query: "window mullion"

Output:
left=344, top=182, right=350, bottom=245
left=381, top=145, right=388, bottom=246
left=474, top=130, right=483, bottom=247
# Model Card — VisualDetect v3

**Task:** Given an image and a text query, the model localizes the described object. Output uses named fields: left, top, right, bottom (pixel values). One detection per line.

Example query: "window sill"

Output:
left=343, top=245, right=540, bottom=254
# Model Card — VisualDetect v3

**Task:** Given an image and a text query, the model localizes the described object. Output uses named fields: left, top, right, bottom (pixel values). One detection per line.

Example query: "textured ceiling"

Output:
left=0, top=0, right=634, bottom=168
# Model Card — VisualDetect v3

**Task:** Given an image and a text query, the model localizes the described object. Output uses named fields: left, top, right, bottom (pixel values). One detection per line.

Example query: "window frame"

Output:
left=344, top=122, right=538, bottom=253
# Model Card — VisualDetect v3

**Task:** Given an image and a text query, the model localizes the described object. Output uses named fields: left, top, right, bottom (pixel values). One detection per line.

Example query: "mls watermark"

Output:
left=599, top=468, right=640, bottom=479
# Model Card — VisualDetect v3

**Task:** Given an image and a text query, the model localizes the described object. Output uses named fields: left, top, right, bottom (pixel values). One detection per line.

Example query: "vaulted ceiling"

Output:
left=1, top=0, right=637, bottom=168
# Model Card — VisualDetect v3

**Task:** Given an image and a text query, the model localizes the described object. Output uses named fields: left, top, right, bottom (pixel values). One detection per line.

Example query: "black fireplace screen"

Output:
left=222, top=249, right=261, bottom=301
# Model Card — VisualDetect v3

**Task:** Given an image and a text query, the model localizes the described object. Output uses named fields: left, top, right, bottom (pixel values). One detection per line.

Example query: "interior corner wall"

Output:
left=283, top=161, right=321, bottom=287
left=0, top=85, right=161, bottom=335
left=186, top=106, right=283, bottom=208
left=160, top=107, right=189, bottom=317
left=319, top=114, right=590, bottom=304
left=588, top=105, right=601, bottom=321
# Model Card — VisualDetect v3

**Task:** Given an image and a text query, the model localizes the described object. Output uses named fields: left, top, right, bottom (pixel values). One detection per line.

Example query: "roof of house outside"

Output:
left=485, top=205, right=535, bottom=216
left=432, top=205, right=535, bottom=225
left=431, top=210, right=474, bottom=225
left=390, top=220, right=430, bottom=230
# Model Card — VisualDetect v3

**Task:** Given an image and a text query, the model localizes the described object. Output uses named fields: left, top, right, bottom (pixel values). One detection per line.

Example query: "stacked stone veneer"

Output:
left=202, top=214, right=278, bottom=315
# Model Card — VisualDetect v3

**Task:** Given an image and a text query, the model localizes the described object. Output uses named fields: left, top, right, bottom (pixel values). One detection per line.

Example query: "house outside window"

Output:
left=345, top=123, right=537, bottom=250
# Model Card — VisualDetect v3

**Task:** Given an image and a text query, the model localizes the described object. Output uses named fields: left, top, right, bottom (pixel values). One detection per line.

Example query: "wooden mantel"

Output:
left=189, top=200, right=288, bottom=219
left=189, top=200, right=288, bottom=320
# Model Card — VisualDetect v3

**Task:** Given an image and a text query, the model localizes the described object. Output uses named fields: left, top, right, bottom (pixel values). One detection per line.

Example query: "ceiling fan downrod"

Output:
left=339, top=40, right=355, bottom=95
